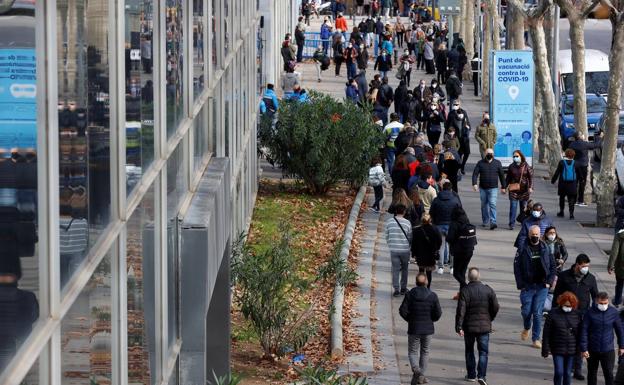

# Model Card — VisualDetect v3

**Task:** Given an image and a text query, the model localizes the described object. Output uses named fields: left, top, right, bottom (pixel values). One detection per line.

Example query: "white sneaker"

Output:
left=450, top=268, right=454, bottom=275
left=436, top=267, right=444, bottom=275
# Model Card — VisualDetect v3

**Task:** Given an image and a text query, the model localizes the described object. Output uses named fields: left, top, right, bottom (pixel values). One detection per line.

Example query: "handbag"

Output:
left=508, top=165, right=525, bottom=192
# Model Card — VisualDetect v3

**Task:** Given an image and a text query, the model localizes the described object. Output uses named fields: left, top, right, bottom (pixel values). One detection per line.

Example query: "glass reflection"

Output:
left=193, top=0, right=204, bottom=100
left=211, top=0, right=217, bottom=68
left=127, top=185, right=155, bottom=385
left=125, top=0, right=155, bottom=194
left=0, top=0, right=40, bottom=373
left=224, top=0, right=229, bottom=57
left=61, top=252, right=112, bottom=384
left=58, top=0, right=111, bottom=288
left=166, top=0, right=184, bottom=137
left=193, top=105, right=208, bottom=171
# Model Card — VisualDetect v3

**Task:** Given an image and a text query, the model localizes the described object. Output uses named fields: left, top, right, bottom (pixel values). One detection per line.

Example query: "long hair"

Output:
left=391, top=188, right=413, bottom=209
left=512, top=149, right=526, bottom=164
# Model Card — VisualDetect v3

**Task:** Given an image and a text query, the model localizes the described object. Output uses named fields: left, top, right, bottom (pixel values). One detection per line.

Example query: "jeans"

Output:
left=385, top=147, right=396, bottom=174
left=464, top=332, right=489, bottom=380
left=373, top=185, right=383, bottom=211
left=297, top=43, right=304, bottom=62
left=436, top=224, right=449, bottom=267
left=553, top=354, right=574, bottom=385
left=391, top=251, right=411, bottom=291
left=615, top=277, right=624, bottom=306
left=408, top=334, right=432, bottom=375
left=380, top=70, right=388, bottom=79
left=453, top=251, right=473, bottom=291
left=479, top=188, right=498, bottom=225
left=520, top=285, right=549, bottom=342
left=322, top=40, right=330, bottom=55
left=587, top=350, right=615, bottom=385
left=347, top=62, right=357, bottom=79
left=509, top=198, right=527, bottom=228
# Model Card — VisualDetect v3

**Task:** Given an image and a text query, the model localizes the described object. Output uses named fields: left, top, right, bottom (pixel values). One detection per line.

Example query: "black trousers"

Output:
left=459, top=139, right=471, bottom=172
left=587, top=350, right=615, bottom=385
left=419, top=266, right=432, bottom=289
left=559, top=194, right=577, bottom=215
left=437, top=68, right=446, bottom=84
left=335, top=58, right=343, bottom=76
left=577, top=166, right=589, bottom=203
left=427, top=131, right=441, bottom=146
left=453, top=251, right=473, bottom=291
left=397, top=32, right=404, bottom=47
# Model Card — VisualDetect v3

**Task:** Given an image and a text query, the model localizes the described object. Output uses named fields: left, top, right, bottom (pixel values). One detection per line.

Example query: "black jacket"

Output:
left=0, top=284, right=39, bottom=369
left=569, top=138, right=602, bottom=167
left=553, top=266, right=598, bottom=312
left=445, top=108, right=471, bottom=139
left=471, top=158, right=505, bottom=189
left=399, top=286, right=442, bottom=335
left=445, top=74, right=462, bottom=99
left=551, top=159, right=579, bottom=196
left=400, top=96, right=421, bottom=124
left=447, top=210, right=476, bottom=255
left=411, top=224, right=442, bottom=267
left=295, top=27, right=305, bottom=45
left=542, top=308, right=582, bottom=357
left=455, top=281, right=499, bottom=334
left=430, top=190, right=462, bottom=225
left=394, top=83, right=409, bottom=111
left=377, top=83, right=394, bottom=107
left=514, top=240, right=556, bottom=290
left=617, top=196, right=624, bottom=231
left=391, top=169, right=411, bottom=193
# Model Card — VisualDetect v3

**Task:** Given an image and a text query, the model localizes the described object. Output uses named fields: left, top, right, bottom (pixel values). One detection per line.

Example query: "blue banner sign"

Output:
left=489, top=50, right=534, bottom=166
left=0, top=48, right=37, bottom=150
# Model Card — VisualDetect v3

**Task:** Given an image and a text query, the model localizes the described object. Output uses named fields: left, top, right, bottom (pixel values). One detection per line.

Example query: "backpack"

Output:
left=562, top=160, right=576, bottom=182
left=368, top=167, right=384, bottom=187
left=457, top=223, right=477, bottom=249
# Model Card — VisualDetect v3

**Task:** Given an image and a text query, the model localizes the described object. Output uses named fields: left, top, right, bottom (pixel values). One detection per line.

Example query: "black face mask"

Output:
left=485, top=154, right=493, bottom=160
left=530, top=236, right=540, bottom=244
left=483, top=119, right=490, bottom=125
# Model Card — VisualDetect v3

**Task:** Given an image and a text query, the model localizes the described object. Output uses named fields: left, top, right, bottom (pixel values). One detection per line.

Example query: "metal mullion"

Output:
left=155, top=0, right=166, bottom=161
left=203, top=0, right=209, bottom=88
left=185, top=0, right=193, bottom=116
left=111, top=234, right=128, bottom=385
left=156, top=170, right=168, bottom=383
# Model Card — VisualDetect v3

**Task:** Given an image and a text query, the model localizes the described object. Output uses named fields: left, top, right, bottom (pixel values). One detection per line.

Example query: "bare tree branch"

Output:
left=529, top=0, right=554, bottom=19
left=507, top=0, right=529, bottom=19
left=582, top=0, right=602, bottom=17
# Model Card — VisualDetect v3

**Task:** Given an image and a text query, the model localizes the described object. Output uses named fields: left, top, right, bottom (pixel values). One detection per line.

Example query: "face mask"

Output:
left=547, top=234, right=556, bottom=242
left=530, top=236, right=540, bottom=244
left=598, top=303, right=609, bottom=312
left=562, top=306, right=573, bottom=313
left=348, top=43, right=353, bottom=48
left=484, top=115, right=490, bottom=120
left=513, top=156, right=521, bottom=164
left=580, top=266, right=589, bottom=275
left=382, top=53, right=387, bottom=57
left=448, top=132, right=455, bottom=137
left=452, top=105, right=459, bottom=111
left=532, top=210, right=541, bottom=218
left=485, top=154, right=493, bottom=160
left=483, top=119, right=490, bottom=125
left=432, top=82, right=437, bottom=87
left=431, top=105, right=437, bottom=110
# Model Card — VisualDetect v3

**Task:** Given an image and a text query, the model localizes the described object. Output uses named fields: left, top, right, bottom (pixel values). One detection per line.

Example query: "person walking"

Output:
left=447, top=206, right=477, bottom=296
left=280, top=34, right=297, bottom=70
left=343, top=41, right=359, bottom=80
left=445, top=71, right=463, bottom=106
left=374, top=50, right=393, bottom=78
left=357, top=43, right=369, bottom=72
left=354, top=69, right=369, bottom=103
left=436, top=43, right=448, bottom=84
left=385, top=204, right=413, bottom=296
left=295, top=19, right=306, bottom=62
left=609, top=229, right=624, bottom=307
left=515, top=202, right=554, bottom=248
left=506, top=150, right=533, bottom=230
left=423, top=101, right=444, bottom=145
left=395, top=16, right=406, bottom=47
left=399, top=273, right=442, bottom=385
left=455, top=267, right=500, bottom=385
left=417, top=172, right=437, bottom=214
left=320, top=18, right=332, bottom=54
left=551, top=148, right=579, bottom=219
left=475, top=112, right=496, bottom=159
left=391, top=155, right=412, bottom=193
left=423, top=37, right=435, bottom=74
left=335, top=11, right=348, bottom=34
left=568, top=131, right=602, bottom=207
left=333, top=33, right=345, bottom=76
left=446, top=99, right=470, bottom=173
left=345, top=78, right=359, bottom=103
left=541, top=291, right=583, bottom=385
left=369, top=156, right=385, bottom=212
left=430, top=180, right=462, bottom=275
left=580, top=292, right=624, bottom=385
left=514, top=225, right=556, bottom=348
left=472, top=148, right=506, bottom=230
left=544, top=226, right=568, bottom=272
left=440, top=148, right=461, bottom=192
left=312, top=46, right=329, bottom=82
left=399, top=49, right=415, bottom=87
left=383, top=113, right=403, bottom=172
left=411, top=214, right=442, bottom=287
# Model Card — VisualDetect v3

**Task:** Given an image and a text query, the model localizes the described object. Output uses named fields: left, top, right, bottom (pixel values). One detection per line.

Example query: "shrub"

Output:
left=258, top=91, right=383, bottom=194
left=295, top=364, right=369, bottom=385
left=208, top=371, right=242, bottom=385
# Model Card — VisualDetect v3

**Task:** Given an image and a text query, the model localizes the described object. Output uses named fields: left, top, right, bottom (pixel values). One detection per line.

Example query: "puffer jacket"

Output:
left=455, top=281, right=499, bottom=334
left=542, top=307, right=582, bottom=357
left=429, top=190, right=462, bottom=226
left=513, top=240, right=556, bottom=290
left=399, top=286, right=442, bottom=335
left=609, top=231, right=624, bottom=279
left=580, top=305, right=624, bottom=353
left=514, top=211, right=554, bottom=248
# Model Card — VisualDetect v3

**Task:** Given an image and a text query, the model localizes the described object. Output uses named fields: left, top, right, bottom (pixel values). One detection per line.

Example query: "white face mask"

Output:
left=431, top=105, right=437, bottom=110
left=580, top=266, right=590, bottom=275
left=598, top=303, right=609, bottom=312
left=532, top=210, right=541, bottom=218
left=452, top=105, right=459, bottom=111
left=562, top=306, right=573, bottom=313
left=547, top=234, right=556, bottom=242
left=513, top=156, right=521, bottom=164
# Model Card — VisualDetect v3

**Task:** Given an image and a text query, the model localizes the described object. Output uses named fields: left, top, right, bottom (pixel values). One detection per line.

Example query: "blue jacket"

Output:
left=345, top=85, right=359, bottom=103
left=430, top=190, right=462, bottom=226
left=580, top=305, right=624, bottom=353
left=513, top=240, right=556, bottom=290
left=320, top=24, right=332, bottom=40
left=381, top=40, right=393, bottom=55
left=514, top=211, right=554, bottom=248
left=262, top=89, right=279, bottom=111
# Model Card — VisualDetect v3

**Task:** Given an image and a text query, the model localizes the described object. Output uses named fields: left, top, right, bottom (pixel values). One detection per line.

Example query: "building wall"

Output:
left=0, top=0, right=289, bottom=384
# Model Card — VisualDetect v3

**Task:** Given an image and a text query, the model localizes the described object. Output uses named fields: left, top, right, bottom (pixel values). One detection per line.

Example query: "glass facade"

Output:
left=0, top=0, right=274, bottom=382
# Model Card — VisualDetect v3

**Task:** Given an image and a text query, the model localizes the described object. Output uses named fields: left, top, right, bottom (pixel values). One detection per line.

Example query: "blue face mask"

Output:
left=513, top=156, right=521, bottom=164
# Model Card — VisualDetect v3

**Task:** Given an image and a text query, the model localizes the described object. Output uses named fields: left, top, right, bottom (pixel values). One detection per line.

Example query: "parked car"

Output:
left=594, top=111, right=624, bottom=161
left=557, top=49, right=610, bottom=99
left=559, top=93, right=607, bottom=147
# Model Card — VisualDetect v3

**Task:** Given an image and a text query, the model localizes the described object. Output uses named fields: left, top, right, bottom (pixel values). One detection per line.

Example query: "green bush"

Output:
left=295, top=364, right=368, bottom=385
left=258, top=91, right=383, bottom=194
left=208, top=371, right=242, bottom=385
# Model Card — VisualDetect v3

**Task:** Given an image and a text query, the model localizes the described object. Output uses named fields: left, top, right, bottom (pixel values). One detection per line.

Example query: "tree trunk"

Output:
left=544, top=6, right=554, bottom=70
left=491, top=0, right=501, bottom=50
left=568, top=16, right=589, bottom=137
left=596, top=20, right=624, bottom=226
left=453, top=14, right=461, bottom=41
left=508, top=6, right=526, bottom=49
left=533, top=80, right=544, bottom=159
left=530, top=18, right=561, bottom=174
left=463, top=0, right=475, bottom=80
left=482, top=14, right=491, bottom=100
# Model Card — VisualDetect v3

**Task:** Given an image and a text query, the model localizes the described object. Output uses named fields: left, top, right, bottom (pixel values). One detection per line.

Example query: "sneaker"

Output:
left=490, top=224, right=497, bottom=230
left=464, top=375, right=477, bottom=382
left=436, top=267, right=444, bottom=275
left=393, top=290, right=401, bottom=297
left=520, top=329, right=530, bottom=341
left=556, top=212, right=564, bottom=218
left=508, top=225, right=514, bottom=230
left=532, top=340, right=542, bottom=349
left=417, top=376, right=429, bottom=384
left=482, top=223, right=488, bottom=228
left=578, top=202, right=588, bottom=207
left=450, top=267, right=454, bottom=275
left=477, top=379, right=488, bottom=385
left=570, top=215, right=575, bottom=219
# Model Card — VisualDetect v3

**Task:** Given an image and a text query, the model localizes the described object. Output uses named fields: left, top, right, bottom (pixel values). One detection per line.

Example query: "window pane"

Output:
left=166, top=0, right=184, bottom=137
left=224, top=69, right=230, bottom=157
left=224, top=0, right=229, bottom=57
left=193, top=105, right=208, bottom=172
left=58, top=0, right=111, bottom=288
left=211, top=0, right=218, bottom=68
left=61, top=252, right=112, bottom=383
left=0, top=1, right=40, bottom=374
left=193, top=0, right=204, bottom=101
left=211, top=87, right=218, bottom=154
left=125, top=0, right=155, bottom=194
left=127, top=184, right=156, bottom=385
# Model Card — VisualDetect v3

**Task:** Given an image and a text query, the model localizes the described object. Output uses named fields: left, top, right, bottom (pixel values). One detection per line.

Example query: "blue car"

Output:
left=559, top=94, right=607, bottom=146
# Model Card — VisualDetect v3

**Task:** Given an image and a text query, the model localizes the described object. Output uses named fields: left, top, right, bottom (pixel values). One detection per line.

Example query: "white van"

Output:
left=558, top=49, right=610, bottom=97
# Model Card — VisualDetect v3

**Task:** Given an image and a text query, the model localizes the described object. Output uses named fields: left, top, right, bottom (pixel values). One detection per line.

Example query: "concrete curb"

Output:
left=330, top=185, right=367, bottom=359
